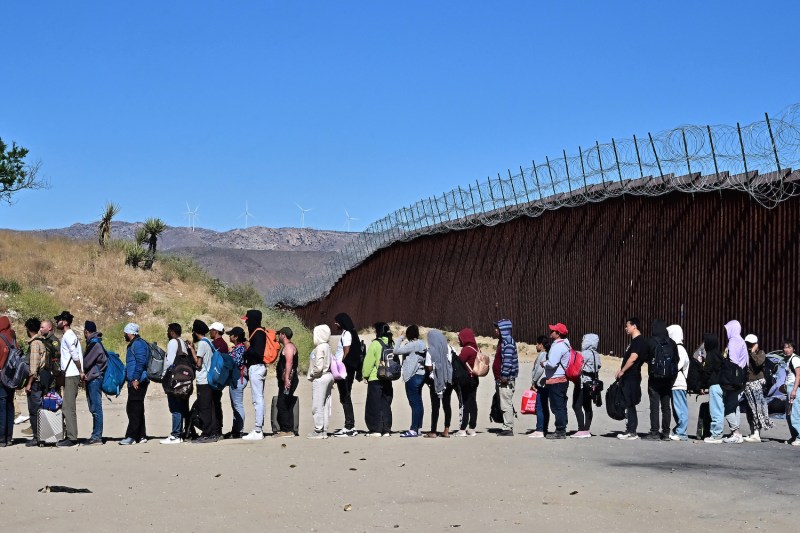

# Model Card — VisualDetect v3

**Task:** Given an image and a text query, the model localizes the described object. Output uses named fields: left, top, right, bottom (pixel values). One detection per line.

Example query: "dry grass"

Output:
left=0, top=230, right=311, bottom=369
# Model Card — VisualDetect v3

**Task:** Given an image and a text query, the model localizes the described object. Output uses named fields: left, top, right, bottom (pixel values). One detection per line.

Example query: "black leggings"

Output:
left=336, top=366, right=356, bottom=430
left=572, top=382, right=593, bottom=432
left=457, top=378, right=479, bottom=430
left=429, top=382, right=454, bottom=432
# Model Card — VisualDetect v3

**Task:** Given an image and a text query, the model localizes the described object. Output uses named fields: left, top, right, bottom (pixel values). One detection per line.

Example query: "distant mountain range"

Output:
left=28, top=221, right=357, bottom=297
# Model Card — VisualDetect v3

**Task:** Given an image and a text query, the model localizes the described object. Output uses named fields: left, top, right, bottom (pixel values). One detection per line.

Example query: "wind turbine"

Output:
left=184, top=203, right=200, bottom=232
left=295, top=203, right=312, bottom=228
left=240, top=201, right=255, bottom=228
left=344, top=209, right=358, bottom=231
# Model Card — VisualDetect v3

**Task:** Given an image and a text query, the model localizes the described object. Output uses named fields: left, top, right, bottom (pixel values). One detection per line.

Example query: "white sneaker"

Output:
left=366, top=432, right=382, bottom=437
left=453, top=430, right=468, bottom=437
left=160, top=436, right=182, bottom=445
left=466, top=429, right=477, bottom=437
left=617, top=432, right=639, bottom=440
left=382, top=432, right=391, bottom=437
left=704, top=436, right=723, bottom=444
left=14, top=415, right=30, bottom=425
left=332, top=428, right=349, bottom=437
left=791, top=440, right=800, bottom=446
left=743, top=434, right=761, bottom=443
left=242, top=430, right=264, bottom=441
left=528, top=431, right=545, bottom=439
left=723, top=434, right=743, bottom=444
left=307, top=431, right=327, bottom=439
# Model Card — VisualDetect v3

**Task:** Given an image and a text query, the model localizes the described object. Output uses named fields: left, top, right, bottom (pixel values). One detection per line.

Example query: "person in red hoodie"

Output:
left=0, top=316, right=18, bottom=446
left=454, top=328, right=480, bottom=437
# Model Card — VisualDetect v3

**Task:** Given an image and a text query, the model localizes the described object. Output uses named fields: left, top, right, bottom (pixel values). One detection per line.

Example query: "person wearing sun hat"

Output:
left=542, top=322, right=571, bottom=440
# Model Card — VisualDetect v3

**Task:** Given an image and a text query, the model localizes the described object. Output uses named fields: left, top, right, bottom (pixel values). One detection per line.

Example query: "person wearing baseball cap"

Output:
left=541, top=323, right=571, bottom=440
left=82, top=320, right=106, bottom=445
left=209, top=322, right=229, bottom=354
left=55, top=311, right=84, bottom=448
left=742, top=333, right=774, bottom=442
left=187, top=319, right=222, bottom=443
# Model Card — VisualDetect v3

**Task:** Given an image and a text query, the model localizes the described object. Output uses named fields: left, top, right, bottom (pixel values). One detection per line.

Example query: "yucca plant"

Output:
left=97, top=202, right=120, bottom=248
left=135, top=226, right=148, bottom=246
left=142, top=217, right=167, bottom=270
left=124, top=242, right=147, bottom=268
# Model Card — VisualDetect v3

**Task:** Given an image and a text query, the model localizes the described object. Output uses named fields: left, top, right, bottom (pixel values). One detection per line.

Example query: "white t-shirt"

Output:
left=165, top=337, right=188, bottom=372
left=334, top=331, right=352, bottom=361
left=60, top=329, right=84, bottom=377
left=786, top=355, right=800, bottom=390
left=195, top=338, right=213, bottom=385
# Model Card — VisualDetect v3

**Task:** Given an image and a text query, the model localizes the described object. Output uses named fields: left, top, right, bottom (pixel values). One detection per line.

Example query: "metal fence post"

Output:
left=648, top=132, right=664, bottom=179
left=545, top=156, right=558, bottom=196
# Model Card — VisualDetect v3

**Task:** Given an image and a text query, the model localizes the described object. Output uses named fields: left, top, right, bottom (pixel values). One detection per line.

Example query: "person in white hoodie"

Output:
left=307, top=325, right=334, bottom=439
left=667, top=324, right=690, bottom=441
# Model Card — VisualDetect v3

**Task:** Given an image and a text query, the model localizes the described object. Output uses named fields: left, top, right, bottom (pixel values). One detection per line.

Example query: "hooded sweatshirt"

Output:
left=704, top=333, right=722, bottom=386
left=427, top=330, right=453, bottom=396
left=307, top=324, right=332, bottom=381
left=667, top=325, right=690, bottom=390
left=395, top=337, right=427, bottom=382
left=458, top=328, right=479, bottom=377
left=493, top=319, right=519, bottom=382
left=0, top=316, right=16, bottom=367
left=83, top=333, right=108, bottom=382
left=334, top=313, right=362, bottom=371
left=724, top=320, right=748, bottom=369
left=580, top=334, right=601, bottom=384
left=242, top=310, right=267, bottom=367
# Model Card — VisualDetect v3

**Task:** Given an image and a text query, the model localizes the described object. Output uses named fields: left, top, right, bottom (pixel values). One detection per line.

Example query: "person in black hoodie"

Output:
left=242, top=310, right=267, bottom=440
left=702, top=333, right=725, bottom=443
left=332, top=313, right=362, bottom=437
left=644, top=319, right=679, bottom=441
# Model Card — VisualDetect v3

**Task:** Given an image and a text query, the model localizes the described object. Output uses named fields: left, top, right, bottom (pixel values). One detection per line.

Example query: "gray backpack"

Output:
left=0, top=333, right=29, bottom=390
left=145, top=341, right=167, bottom=383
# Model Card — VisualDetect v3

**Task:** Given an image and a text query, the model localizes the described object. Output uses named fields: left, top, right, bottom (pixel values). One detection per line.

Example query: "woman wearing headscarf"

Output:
left=454, top=328, right=480, bottom=437
left=425, top=329, right=454, bottom=438
left=720, top=320, right=748, bottom=444
left=395, top=325, right=427, bottom=438
left=362, top=322, right=394, bottom=436
left=307, top=324, right=334, bottom=439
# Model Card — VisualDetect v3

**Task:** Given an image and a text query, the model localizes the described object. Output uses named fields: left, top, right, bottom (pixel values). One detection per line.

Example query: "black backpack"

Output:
left=719, top=352, right=747, bottom=392
left=605, top=381, right=627, bottom=421
left=686, top=355, right=711, bottom=394
left=650, top=336, right=678, bottom=379
left=163, top=347, right=196, bottom=399
left=450, top=348, right=472, bottom=387
left=0, top=334, right=29, bottom=390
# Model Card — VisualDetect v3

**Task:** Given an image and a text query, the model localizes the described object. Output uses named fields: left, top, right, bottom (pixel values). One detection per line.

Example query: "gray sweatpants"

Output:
left=498, top=381, right=516, bottom=430
left=63, top=376, right=80, bottom=440
left=311, top=373, right=335, bottom=432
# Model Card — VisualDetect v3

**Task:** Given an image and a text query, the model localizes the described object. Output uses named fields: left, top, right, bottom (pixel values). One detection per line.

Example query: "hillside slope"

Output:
left=0, top=230, right=312, bottom=368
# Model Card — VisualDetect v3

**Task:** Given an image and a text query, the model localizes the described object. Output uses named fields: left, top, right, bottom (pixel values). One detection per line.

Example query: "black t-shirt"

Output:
left=623, top=335, right=650, bottom=371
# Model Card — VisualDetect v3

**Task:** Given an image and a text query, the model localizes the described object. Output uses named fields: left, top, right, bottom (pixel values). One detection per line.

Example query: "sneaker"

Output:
left=21, top=426, right=33, bottom=436
left=118, top=437, right=135, bottom=446
left=242, top=431, right=264, bottom=441
left=25, top=439, right=40, bottom=447
left=466, top=429, right=477, bottom=437
left=307, top=431, right=328, bottom=439
left=704, top=436, right=723, bottom=444
left=191, top=436, right=213, bottom=444
left=528, top=431, right=545, bottom=439
left=138, top=438, right=148, bottom=444
left=85, top=438, right=104, bottom=446
left=366, top=432, right=383, bottom=437
left=348, top=429, right=358, bottom=437
left=276, top=431, right=295, bottom=438
left=545, top=431, right=566, bottom=440
left=570, top=431, right=592, bottom=439
left=792, top=440, right=800, bottom=446
left=453, top=430, right=468, bottom=437
left=332, top=428, right=349, bottom=437
left=669, top=433, right=687, bottom=441
left=14, top=415, right=30, bottom=425
left=723, top=434, right=743, bottom=444
left=642, top=431, right=661, bottom=440
left=617, top=433, right=639, bottom=440
left=382, top=432, right=392, bottom=437
left=496, top=430, right=514, bottom=437
left=400, top=430, right=418, bottom=438
left=743, top=434, right=761, bottom=443
left=57, top=439, right=77, bottom=447
left=160, top=436, right=183, bottom=445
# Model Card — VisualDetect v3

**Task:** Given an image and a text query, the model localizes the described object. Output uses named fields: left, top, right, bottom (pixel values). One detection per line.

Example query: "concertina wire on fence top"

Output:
left=268, top=103, right=800, bottom=307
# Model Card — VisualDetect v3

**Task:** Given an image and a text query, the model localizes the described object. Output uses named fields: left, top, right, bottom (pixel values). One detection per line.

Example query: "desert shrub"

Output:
left=0, top=277, right=21, bottom=294
left=131, top=291, right=150, bottom=304
left=159, top=255, right=213, bottom=285
left=224, top=283, right=264, bottom=309
left=7, top=289, right=61, bottom=322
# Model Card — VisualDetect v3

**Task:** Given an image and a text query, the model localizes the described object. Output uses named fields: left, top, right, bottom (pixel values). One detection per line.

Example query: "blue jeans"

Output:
left=671, top=389, right=688, bottom=437
left=229, top=374, right=248, bottom=434
left=405, top=374, right=425, bottom=432
left=709, top=384, right=724, bottom=438
left=0, top=384, right=13, bottom=443
left=167, top=394, right=189, bottom=438
left=535, top=386, right=550, bottom=432
left=547, top=381, right=569, bottom=433
left=85, top=378, right=104, bottom=440
left=787, top=399, right=800, bottom=441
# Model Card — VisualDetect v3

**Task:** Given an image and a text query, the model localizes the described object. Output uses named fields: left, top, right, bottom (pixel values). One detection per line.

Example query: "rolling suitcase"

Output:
left=696, top=401, right=711, bottom=440
left=38, top=409, right=64, bottom=445
left=271, top=395, right=299, bottom=435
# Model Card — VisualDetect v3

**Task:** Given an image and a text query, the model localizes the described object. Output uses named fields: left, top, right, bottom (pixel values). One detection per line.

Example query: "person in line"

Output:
left=616, top=318, right=650, bottom=441
left=227, top=326, right=248, bottom=439
left=119, top=323, right=149, bottom=445
left=395, top=325, right=427, bottom=438
left=454, top=328, right=480, bottom=437
left=55, top=311, right=84, bottom=448
left=275, top=327, right=299, bottom=437
left=741, top=334, right=774, bottom=443
left=426, top=329, right=454, bottom=438
left=332, top=313, right=361, bottom=437
left=23, top=318, right=46, bottom=447
left=702, top=333, right=725, bottom=443
left=82, top=321, right=106, bottom=445
left=161, top=323, right=189, bottom=444
left=667, top=324, right=690, bottom=441
left=0, top=316, right=15, bottom=447
left=307, top=324, right=334, bottom=439
left=189, top=319, right=220, bottom=444
left=644, top=320, right=678, bottom=441
left=782, top=340, right=800, bottom=446
left=362, top=322, right=394, bottom=437
left=493, top=319, right=519, bottom=437
left=209, top=322, right=229, bottom=354
left=720, top=320, right=748, bottom=444
left=241, top=309, right=267, bottom=441
left=528, top=336, right=551, bottom=439
left=543, top=323, right=571, bottom=440
left=38, top=319, right=61, bottom=387
left=572, top=333, right=600, bottom=438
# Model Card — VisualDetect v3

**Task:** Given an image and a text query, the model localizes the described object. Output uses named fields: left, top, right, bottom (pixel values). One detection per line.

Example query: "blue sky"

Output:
left=1, top=1, right=797, bottom=232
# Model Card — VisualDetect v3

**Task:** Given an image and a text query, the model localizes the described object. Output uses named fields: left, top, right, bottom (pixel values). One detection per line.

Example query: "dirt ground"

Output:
left=1, top=337, right=798, bottom=532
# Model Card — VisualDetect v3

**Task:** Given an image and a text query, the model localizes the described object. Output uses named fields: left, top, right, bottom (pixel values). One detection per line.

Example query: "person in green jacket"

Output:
left=363, top=322, right=394, bottom=436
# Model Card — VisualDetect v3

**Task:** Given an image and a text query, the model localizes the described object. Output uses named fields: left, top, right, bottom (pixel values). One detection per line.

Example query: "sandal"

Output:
left=424, top=432, right=438, bottom=438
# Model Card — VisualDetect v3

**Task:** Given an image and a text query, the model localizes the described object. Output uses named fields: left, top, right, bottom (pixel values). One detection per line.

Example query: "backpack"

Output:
left=564, top=346, right=585, bottom=382
left=145, top=341, right=167, bottom=383
left=164, top=348, right=196, bottom=399
left=0, top=333, right=29, bottom=390
left=469, top=347, right=490, bottom=377
left=719, top=350, right=746, bottom=392
left=605, top=381, right=627, bottom=420
left=205, top=339, right=235, bottom=390
left=450, top=348, right=472, bottom=387
left=250, top=328, right=280, bottom=365
left=686, top=354, right=711, bottom=394
left=376, top=339, right=401, bottom=381
left=650, top=336, right=678, bottom=379
left=101, top=351, right=126, bottom=397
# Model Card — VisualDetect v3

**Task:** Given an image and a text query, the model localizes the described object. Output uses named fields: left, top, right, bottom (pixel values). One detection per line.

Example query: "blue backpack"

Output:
left=204, top=339, right=234, bottom=390
left=102, top=351, right=126, bottom=397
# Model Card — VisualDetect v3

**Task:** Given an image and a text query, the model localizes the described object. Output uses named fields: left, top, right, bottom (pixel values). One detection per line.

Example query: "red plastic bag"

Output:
left=520, top=389, right=537, bottom=414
